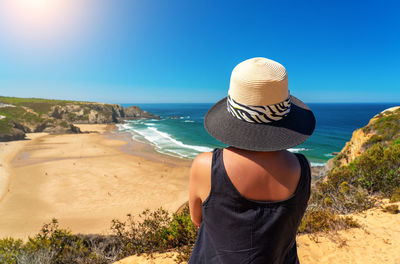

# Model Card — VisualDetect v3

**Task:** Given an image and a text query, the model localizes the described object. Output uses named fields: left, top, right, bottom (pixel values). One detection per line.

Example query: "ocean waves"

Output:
left=148, top=127, right=213, bottom=153
left=116, top=102, right=390, bottom=166
left=116, top=118, right=329, bottom=165
left=310, top=162, right=326, bottom=167
left=288, top=148, right=308, bottom=153
left=117, top=120, right=328, bottom=166
left=117, top=120, right=213, bottom=159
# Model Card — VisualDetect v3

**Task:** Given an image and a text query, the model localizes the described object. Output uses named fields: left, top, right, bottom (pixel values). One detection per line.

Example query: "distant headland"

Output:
left=0, top=96, right=159, bottom=142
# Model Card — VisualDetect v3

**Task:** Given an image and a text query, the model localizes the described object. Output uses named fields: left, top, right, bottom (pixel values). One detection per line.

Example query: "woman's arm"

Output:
left=189, top=152, right=212, bottom=228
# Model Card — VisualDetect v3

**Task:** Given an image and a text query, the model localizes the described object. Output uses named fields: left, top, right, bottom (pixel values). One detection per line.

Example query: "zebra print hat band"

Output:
left=227, top=95, right=292, bottom=124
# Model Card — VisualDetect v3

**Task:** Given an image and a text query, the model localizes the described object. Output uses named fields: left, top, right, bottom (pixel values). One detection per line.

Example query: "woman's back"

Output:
left=192, top=148, right=302, bottom=204
left=222, top=147, right=302, bottom=202
left=188, top=148, right=311, bottom=264
left=189, top=57, right=316, bottom=263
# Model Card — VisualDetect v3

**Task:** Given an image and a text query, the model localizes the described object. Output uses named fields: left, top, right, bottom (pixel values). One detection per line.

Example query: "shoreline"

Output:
left=0, top=124, right=191, bottom=239
left=113, top=124, right=327, bottom=180
left=106, top=129, right=192, bottom=167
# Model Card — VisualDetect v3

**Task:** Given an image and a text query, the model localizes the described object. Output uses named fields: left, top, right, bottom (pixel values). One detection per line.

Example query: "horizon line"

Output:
left=1, top=95, right=399, bottom=105
left=118, top=102, right=400, bottom=104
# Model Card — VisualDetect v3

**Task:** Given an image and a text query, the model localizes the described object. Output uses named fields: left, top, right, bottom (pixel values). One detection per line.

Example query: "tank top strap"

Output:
left=209, top=148, right=239, bottom=199
left=210, top=148, right=225, bottom=190
left=294, top=153, right=312, bottom=198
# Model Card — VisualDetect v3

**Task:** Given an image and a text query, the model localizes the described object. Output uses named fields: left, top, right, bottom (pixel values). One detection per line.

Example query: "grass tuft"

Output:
left=382, top=205, right=399, bottom=214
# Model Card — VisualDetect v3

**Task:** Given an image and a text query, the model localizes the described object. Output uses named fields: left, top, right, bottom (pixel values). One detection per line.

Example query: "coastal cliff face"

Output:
left=327, top=106, right=400, bottom=170
left=0, top=97, right=159, bottom=142
left=50, top=103, right=157, bottom=123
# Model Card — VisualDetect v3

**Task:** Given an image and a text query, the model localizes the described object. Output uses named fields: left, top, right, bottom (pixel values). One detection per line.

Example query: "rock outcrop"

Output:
left=49, top=103, right=159, bottom=124
left=0, top=127, right=26, bottom=141
left=122, top=106, right=158, bottom=120
left=326, top=124, right=373, bottom=170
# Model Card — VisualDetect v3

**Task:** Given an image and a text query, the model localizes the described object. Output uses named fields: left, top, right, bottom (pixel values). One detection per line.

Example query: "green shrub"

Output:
left=393, top=138, right=400, bottom=146
left=315, top=141, right=400, bottom=215
left=0, top=105, right=43, bottom=128
left=0, top=119, right=12, bottom=134
left=311, top=175, right=375, bottom=214
left=0, top=106, right=27, bottom=120
left=354, top=143, right=400, bottom=193
left=390, top=188, right=400, bottom=202
left=298, top=209, right=359, bottom=234
left=59, top=121, right=69, bottom=128
left=0, top=237, right=23, bottom=264
left=0, top=219, right=115, bottom=264
left=24, top=218, right=107, bottom=264
left=363, top=109, right=400, bottom=148
left=110, top=207, right=197, bottom=260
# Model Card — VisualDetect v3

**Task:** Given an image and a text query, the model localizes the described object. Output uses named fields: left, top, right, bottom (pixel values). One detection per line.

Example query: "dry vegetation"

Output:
left=0, top=208, right=197, bottom=264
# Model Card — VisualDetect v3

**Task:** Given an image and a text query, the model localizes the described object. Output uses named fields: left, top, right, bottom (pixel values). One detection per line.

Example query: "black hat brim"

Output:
left=204, top=96, right=316, bottom=151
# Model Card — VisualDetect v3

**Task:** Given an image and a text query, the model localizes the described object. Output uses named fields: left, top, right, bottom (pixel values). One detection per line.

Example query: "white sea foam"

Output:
left=184, top=120, right=195, bottom=123
left=148, top=127, right=213, bottom=153
left=130, top=133, right=147, bottom=143
left=116, top=123, right=132, bottom=131
left=128, top=127, right=160, bottom=145
left=120, top=123, right=213, bottom=159
left=288, top=148, right=308, bottom=152
left=311, top=162, right=326, bottom=167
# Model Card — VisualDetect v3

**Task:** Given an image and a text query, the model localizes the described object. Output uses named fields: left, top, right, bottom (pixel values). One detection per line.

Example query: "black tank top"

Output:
left=189, top=148, right=311, bottom=264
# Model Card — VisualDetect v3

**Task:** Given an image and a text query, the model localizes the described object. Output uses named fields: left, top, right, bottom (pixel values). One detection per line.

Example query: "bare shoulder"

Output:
left=191, top=152, right=213, bottom=177
left=190, top=152, right=213, bottom=202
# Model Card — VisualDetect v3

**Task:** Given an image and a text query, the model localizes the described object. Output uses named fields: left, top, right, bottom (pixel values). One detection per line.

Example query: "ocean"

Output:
left=118, top=103, right=399, bottom=166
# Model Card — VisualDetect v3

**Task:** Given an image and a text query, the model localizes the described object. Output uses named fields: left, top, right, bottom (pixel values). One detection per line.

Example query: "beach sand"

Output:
left=297, top=201, right=400, bottom=264
left=0, top=133, right=48, bottom=202
left=114, top=201, right=400, bottom=264
left=0, top=124, right=190, bottom=239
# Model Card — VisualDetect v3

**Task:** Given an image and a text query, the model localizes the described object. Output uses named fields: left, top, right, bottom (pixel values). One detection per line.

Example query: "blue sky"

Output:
left=0, top=0, right=399, bottom=103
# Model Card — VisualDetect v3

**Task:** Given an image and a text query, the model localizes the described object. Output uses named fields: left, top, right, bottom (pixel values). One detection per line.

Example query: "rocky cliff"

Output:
left=0, top=97, right=159, bottom=142
left=49, top=103, right=158, bottom=124
left=327, top=106, right=400, bottom=170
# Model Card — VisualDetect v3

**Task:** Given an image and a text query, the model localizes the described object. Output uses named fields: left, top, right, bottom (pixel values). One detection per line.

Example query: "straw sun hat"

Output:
left=204, top=57, right=316, bottom=151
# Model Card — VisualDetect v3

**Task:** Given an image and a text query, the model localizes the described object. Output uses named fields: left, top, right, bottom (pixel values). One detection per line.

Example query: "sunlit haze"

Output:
left=0, top=0, right=101, bottom=57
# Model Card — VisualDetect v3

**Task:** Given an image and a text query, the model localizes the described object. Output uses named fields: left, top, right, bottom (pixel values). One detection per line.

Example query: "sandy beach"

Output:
left=0, top=124, right=191, bottom=239
left=0, top=133, right=48, bottom=202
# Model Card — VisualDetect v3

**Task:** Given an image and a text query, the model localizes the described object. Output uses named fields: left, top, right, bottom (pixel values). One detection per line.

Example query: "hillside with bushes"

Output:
left=300, top=106, right=400, bottom=232
left=0, top=96, right=159, bottom=141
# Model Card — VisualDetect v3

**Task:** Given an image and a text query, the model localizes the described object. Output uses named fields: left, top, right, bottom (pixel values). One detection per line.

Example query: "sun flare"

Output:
left=0, top=0, right=93, bottom=53
left=19, top=0, right=55, bottom=9
left=4, top=0, right=63, bottom=23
